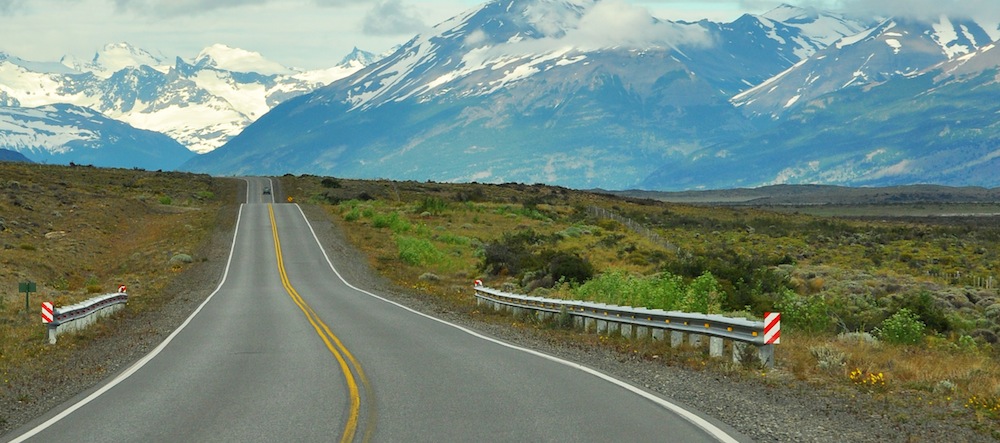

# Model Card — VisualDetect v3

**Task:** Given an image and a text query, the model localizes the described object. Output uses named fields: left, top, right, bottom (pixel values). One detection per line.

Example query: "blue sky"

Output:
left=0, top=0, right=996, bottom=70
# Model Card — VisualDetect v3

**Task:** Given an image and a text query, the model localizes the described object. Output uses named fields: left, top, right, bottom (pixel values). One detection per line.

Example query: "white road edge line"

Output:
left=292, top=204, right=741, bottom=443
left=9, top=186, right=250, bottom=443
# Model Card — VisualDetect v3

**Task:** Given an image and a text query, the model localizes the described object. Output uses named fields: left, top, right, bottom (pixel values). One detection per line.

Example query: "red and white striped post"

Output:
left=41, top=302, right=53, bottom=324
left=756, top=312, right=780, bottom=369
left=764, top=312, right=781, bottom=344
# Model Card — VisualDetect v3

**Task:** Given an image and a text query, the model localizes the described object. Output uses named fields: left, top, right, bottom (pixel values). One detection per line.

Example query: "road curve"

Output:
left=6, top=178, right=747, bottom=442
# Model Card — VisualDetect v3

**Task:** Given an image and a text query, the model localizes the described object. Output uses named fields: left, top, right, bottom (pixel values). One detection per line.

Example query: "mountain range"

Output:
left=4, top=0, right=1000, bottom=190
left=182, top=0, right=1000, bottom=190
left=0, top=43, right=377, bottom=168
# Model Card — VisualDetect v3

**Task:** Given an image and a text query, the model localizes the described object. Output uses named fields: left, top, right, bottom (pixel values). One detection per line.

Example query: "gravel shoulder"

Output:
left=3, top=200, right=992, bottom=442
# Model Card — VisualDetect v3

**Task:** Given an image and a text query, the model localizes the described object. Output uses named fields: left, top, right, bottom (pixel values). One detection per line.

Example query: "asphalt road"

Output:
left=7, top=178, right=746, bottom=442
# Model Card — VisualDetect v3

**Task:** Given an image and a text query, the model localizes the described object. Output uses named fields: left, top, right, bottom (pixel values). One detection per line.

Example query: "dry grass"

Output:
left=0, top=163, right=235, bottom=402
left=284, top=174, right=1000, bottom=436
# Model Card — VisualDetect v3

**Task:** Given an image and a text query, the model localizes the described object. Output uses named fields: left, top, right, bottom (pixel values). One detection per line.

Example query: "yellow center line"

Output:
left=269, top=203, right=369, bottom=443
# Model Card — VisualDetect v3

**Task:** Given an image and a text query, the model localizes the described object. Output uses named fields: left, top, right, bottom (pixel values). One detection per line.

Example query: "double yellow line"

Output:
left=268, top=204, right=373, bottom=442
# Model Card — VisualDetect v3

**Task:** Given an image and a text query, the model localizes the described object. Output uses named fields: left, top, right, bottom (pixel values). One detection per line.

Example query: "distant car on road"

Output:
left=263, top=186, right=271, bottom=195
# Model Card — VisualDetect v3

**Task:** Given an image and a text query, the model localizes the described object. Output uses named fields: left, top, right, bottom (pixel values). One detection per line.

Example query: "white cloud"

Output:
left=362, top=0, right=430, bottom=36
left=478, top=0, right=713, bottom=58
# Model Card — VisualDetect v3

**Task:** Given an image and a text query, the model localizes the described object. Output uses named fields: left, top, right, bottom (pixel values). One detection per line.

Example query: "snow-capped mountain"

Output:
left=184, top=0, right=870, bottom=188
left=733, top=15, right=999, bottom=118
left=60, top=43, right=169, bottom=78
left=643, top=31, right=1000, bottom=189
left=0, top=43, right=379, bottom=155
left=0, top=103, right=192, bottom=169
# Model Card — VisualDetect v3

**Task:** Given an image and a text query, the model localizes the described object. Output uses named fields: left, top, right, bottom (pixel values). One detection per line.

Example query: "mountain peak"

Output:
left=60, top=42, right=167, bottom=78
left=338, top=47, right=378, bottom=69
left=192, top=44, right=293, bottom=75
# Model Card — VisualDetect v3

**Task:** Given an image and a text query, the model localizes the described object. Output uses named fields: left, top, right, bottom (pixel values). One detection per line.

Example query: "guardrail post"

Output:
left=732, top=341, right=747, bottom=364
left=621, top=323, right=633, bottom=339
left=651, top=328, right=665, bottom=341
left=636, top=325, right=649, bottom=340
left=688, top=333, right=702, bottom=348
left=758, top=344, right=775, bottom=369
left=709, top=337, right=724, bottom=358
left=670, top=331, right=684, bottom=348
left=597, top=319, right=609, bottom=334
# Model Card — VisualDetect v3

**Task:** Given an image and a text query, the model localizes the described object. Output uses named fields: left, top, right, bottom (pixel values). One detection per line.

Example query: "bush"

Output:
left=397, top=236, right=443, bottom=266
left=343, top=208, right=361, bottom=222
left=573, top=269, right=722, bottom=312
left=545, top=251, right=594, bottom=284
left=479, top=230, right=542, bottom=277
left=776, top=291, right=833, bottom=334
left=681, top=271, right=723, bottom=314
left=875, top=308, right=925, bottom=345
left=372, top=212, right=410, bottom=233
left=894, top=290, right=950, bottom=334
left=321, top=178, right=342, bottom=188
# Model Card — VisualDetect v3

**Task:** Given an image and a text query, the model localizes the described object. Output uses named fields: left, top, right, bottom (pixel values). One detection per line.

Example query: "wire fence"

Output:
left=587, top=206, right=678, bottom=253
left=926, top=271, right=996, bottom=289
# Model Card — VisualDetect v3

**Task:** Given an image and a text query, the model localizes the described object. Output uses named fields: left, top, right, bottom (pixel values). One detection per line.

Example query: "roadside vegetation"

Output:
left=0, top=163, right=236, bottom=430
left=284, top=174, right=1000, bottom=438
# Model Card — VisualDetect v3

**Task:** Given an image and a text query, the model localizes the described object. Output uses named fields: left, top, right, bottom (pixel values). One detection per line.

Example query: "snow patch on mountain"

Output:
left=762, top=4, right=872, bottom=48
left=0, top=106, right=97, bottom=154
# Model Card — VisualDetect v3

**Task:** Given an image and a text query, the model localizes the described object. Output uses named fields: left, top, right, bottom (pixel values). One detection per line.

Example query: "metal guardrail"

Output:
left=46, top=292, right=128, bottom=344
left=473, top=285, right=776, bottom=367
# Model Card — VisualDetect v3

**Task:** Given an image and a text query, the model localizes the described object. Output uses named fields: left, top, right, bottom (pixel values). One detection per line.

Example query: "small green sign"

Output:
left=19, top=281, right=36, bottom=293
left=20, top=280, right=36, bottom=317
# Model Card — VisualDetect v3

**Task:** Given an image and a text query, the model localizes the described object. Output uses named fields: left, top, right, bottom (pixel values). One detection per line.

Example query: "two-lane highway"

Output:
left=8, top=178, right=746, bottom=442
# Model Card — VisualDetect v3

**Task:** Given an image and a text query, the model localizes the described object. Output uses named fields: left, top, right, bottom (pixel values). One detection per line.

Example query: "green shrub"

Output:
left=372, top=211, right=411, bottom=233
left=397, top=236, right=444, bottom=266
left=343, top=208, right=361, bottom=222
left=894, top=290, right=950, bottom=334
left=681, top=271, right=723, bottom=314
left=479, top=230, right=542, bottom=276
left=545, top=251, right=594, bottom=284
left=875, top=308, right=925, bottom=345
left=159, top=196, right=172, bottom=205
left=573, top=269, right=712, bottom=311
left=776, top=291, right=833, bottom=334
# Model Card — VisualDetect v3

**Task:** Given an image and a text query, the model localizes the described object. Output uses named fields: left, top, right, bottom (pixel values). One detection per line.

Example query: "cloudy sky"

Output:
left=1, top=0, right=998, bottom=70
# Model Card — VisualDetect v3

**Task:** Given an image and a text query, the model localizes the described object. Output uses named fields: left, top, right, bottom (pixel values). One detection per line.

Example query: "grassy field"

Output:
left=283, top=174, right=1000, bottom=437
left=0, top=163, right=237, bottom=424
